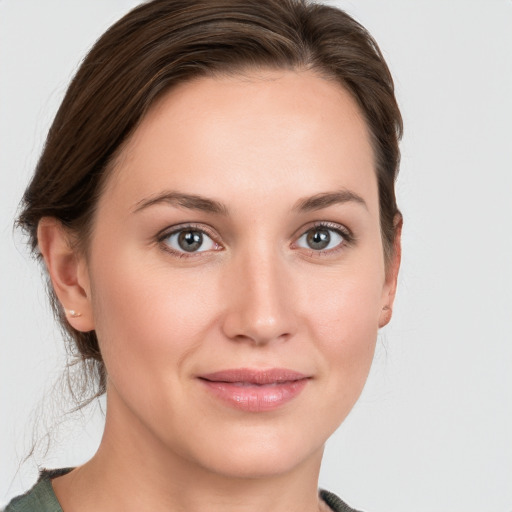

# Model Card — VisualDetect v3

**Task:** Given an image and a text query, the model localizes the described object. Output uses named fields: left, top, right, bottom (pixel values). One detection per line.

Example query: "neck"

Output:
left=53, top=387, right=326, bottom=512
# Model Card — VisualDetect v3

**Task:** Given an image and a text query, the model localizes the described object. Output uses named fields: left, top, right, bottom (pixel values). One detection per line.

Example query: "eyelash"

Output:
left=156, top=221, right=354, bottom=259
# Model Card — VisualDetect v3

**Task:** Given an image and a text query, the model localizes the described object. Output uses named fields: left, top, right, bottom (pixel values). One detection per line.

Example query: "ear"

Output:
left=37, top=217, right=95, bottom=332
left=379, top=215, right=402, bottom=328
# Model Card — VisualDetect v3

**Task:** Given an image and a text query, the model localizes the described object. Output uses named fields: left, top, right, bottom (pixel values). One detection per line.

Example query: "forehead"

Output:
left=102, top=69, right=377, bottom=215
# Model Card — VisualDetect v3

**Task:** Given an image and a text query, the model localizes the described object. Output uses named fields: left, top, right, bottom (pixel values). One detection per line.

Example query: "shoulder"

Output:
left=4, top=475, right=360, bottom=512
left=320, top=489, right=364, bottom=512
left=3, top=468, right=72, bottom=512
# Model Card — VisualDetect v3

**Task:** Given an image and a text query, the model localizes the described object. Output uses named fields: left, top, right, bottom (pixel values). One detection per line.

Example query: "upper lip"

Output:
left=198, top=368, right=309, bottom=385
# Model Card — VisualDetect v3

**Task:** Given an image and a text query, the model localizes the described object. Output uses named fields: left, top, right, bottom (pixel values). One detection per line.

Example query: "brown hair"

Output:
left=17, top=0, right=402, bottom=402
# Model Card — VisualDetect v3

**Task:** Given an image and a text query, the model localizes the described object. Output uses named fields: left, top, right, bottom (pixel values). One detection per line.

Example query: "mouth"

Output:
left=198, top=368, right=310, bottom=412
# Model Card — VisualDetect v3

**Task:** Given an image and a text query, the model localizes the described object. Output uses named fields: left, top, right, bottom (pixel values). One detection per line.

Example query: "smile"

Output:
left=198, top=368, right=310, bottom=412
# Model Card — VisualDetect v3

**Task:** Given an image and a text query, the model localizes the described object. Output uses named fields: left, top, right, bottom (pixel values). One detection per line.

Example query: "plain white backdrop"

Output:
left=1, top=1, right=511, bottom=511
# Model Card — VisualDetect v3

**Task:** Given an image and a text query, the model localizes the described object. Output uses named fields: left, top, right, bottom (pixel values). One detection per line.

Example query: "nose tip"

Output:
left=221, top=255, right=297, bottom=345
left=225, top=313, right=292, bottom=346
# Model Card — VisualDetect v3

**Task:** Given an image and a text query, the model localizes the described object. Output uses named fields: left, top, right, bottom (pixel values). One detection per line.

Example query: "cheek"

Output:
left=303, top=261, right=384, bottom=401
left=305, top=256, right=384, bottom=338
left=320, top=283, right=381, bottom=351
left=89, top=249, right=218, bottom=386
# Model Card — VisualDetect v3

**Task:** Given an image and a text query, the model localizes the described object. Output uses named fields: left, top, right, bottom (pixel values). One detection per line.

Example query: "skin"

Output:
left=39, top=69, right=400, bottom=512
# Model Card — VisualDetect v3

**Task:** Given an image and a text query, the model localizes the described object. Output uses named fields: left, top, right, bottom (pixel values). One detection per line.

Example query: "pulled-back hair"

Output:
left=17, top=0, right=402, bottom=403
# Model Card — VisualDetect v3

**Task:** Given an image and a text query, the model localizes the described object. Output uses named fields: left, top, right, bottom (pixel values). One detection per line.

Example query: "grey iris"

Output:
left=307, top=228, right=330, bottom=250
left=178, top=230, right=203, bottom=252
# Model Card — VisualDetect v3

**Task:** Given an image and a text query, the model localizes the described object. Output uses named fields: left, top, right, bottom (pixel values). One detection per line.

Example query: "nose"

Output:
left=221, top=246, right=298, bottom=345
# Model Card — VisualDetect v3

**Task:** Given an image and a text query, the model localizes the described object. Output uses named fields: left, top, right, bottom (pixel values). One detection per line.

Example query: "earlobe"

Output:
left=379, top=305, right=392, bottom=328
left=379, top=216, right=402, bottom=328
left=37, top=217, right=95, bottom=332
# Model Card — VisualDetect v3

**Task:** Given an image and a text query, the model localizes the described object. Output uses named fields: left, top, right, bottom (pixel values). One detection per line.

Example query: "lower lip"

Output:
left=200, top=379, right=308, bottom=412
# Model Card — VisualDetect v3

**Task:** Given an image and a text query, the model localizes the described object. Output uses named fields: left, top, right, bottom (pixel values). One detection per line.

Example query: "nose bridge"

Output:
left=222, top=241, right=296, bottom=344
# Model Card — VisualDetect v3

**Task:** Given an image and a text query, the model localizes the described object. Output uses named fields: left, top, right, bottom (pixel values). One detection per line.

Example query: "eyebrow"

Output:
left=133, top=188, right=367, bottom=215
left=293, top=189, right=367, bottom=212
left=133, top=191, right=229, bottom=215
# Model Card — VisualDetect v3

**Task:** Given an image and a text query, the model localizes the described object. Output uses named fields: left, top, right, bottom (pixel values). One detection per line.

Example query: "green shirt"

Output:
left=3, top=468, right=361, bottom=512
left=3, top=469, right=72, bottom=512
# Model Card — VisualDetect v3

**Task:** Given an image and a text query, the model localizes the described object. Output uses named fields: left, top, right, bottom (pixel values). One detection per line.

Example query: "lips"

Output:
left=198, top=368, right=310, bottom=412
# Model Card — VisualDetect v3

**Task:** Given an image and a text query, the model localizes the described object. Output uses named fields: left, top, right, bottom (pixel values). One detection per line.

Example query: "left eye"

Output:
left=162, top=229, right=217, bottom=253
left=296, top=226, right=345, bottom=251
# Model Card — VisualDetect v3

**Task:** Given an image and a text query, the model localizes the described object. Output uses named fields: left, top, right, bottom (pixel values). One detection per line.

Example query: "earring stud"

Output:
left=68, top=309, right=82, bottom=318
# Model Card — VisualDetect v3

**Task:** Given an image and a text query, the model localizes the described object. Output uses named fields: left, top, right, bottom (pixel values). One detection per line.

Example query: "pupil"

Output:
left=178, top=230, right=203, bottom=252
left=307, top=228, right=330, bottom=250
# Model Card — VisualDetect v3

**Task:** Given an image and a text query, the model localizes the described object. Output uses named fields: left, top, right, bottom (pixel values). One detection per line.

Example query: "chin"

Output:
left=205, top=449, right=322, bottom=480
left=179, top=424, right=326, bottom=480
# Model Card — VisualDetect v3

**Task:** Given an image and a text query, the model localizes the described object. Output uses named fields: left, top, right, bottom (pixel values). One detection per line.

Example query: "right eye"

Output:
left=161, top=227, right=219, bottom=255
left=293, top=222, right=352, bottom=256
left=296, top=226, right=345, bottom=251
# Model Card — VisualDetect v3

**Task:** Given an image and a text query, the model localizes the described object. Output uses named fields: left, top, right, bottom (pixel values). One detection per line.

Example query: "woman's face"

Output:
left=80, top=70, right=398, bottom=478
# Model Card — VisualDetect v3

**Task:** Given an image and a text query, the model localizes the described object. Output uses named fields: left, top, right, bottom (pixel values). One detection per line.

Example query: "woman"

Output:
left=5, top=0, right=402, bottom=511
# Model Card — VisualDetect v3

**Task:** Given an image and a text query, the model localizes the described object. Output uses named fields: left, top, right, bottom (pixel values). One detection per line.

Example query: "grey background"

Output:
left=1, top=1, right=511, bottom=510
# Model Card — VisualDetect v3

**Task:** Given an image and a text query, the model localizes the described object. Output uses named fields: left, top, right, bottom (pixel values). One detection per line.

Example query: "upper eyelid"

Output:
left=293, top=221, right=353, bottom=240
left=157, top=222, right=219, bottom=241
left=311, top=221, right=350, bottom=233
left=157, top=220, right=351, bottom=235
